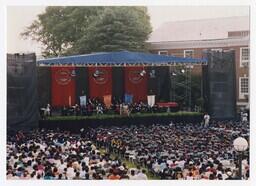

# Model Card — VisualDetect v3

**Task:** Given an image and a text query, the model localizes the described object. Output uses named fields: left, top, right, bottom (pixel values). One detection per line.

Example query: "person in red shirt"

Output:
left=108, top=170, right=121, bottom=180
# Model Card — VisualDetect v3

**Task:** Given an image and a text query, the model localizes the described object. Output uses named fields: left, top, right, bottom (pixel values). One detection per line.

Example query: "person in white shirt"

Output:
left=241, top=112, right=248, bottom=122
left=128, top=170, right=138, bottom=180
left=66, top=165, right=75, bottom=179
left=58, top=161, right=66, bottom=174
left=45, top=104, right=51, bottom=116
left=204, top=113, right=210, bottom=127
left=136, top=169, right=148, bottom=180
left=186, top=172, right=194, bottom=180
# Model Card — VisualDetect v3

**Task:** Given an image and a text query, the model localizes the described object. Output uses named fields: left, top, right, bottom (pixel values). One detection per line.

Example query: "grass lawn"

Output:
left=99, top=148, right=160, bottom=180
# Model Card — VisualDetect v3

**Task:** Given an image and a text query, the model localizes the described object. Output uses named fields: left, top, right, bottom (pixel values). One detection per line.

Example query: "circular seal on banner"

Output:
left=55, top=69, right=72, bottom=85
left=128, top=70, right=143, bottom=84
left=93, top=69, right=108, bottom=84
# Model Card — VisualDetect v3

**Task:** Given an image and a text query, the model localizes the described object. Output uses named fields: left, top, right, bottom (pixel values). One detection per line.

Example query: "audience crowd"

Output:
left=7, top=129, right=147, bottom=180
left=7, top=120, right=249, bottom=180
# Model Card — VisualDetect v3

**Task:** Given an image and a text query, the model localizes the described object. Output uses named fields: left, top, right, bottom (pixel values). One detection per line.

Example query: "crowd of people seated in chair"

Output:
left=7, top=129, right=148, bottom=180
left=91, top=120, right=249, bottom=180
left=7, top=119, right=249, bottom=180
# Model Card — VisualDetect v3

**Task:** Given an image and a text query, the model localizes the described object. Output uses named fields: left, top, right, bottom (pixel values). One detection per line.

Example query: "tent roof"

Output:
left=38, top=51, right=207, bottom=66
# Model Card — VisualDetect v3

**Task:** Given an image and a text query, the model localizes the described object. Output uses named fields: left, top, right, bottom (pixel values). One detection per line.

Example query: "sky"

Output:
left=7, top=6, right=250, bottom=55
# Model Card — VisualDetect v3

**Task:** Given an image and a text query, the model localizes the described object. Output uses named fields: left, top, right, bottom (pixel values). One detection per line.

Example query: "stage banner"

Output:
left=51, top=67, right=76, bottom=107
left=103, top=95, right=112, bottom=108
left=88, top=67, right=112, bottom=100
left=147, top=95, right=155, bottom=107
left=80, top=95, right=87, bottom=106
left=124, top=94, right=133, bottom=104
left=124, top=66, right=148, bottom=102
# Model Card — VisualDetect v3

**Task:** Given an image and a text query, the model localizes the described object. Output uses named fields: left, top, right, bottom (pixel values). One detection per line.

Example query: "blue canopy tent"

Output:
left=38, top=51, right=207, bottom=66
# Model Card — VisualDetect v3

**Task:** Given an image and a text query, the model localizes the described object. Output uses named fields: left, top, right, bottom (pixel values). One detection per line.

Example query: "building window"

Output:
left=211, top=48, right=223, bottom=52
left=158, top=51, right=168, bottom=55
left=184, top=50, right=194, bottom=58
left=239, top=77, right=249, bottom=99
left=228, top=31, right=249, bottom=38
left=240, top=47, right=249, bottom=67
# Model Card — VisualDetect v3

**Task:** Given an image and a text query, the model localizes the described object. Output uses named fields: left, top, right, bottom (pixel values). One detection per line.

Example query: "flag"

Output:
left=147, top=95, right=155, bottom=107
left=103, top=95, right=112, bottom=108
left=124, top=94, right=133, bottom=104
left=80, top=95, right=87, bottom=106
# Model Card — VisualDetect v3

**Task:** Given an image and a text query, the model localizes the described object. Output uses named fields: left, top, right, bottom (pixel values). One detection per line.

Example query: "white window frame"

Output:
left=183, top=50, right=194, bottom=58
left=158, top=50, right=168, bottom=55
left=240, top=47, right=249, bottom=67
left=211, top=48, right=223, bottom=52
left=239, top=76, right=249, bottom=99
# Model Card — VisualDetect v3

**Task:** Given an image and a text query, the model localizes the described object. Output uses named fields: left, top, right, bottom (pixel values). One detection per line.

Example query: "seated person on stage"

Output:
left=96, top=104, right=103, bottom=114
left=87, top=103, right=93, bottom=116
left=61, top=106, right=68, bottom=116
left=74, top=104, right=81, bottom=116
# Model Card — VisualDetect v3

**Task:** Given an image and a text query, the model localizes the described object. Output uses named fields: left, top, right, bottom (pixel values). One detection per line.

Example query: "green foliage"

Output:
left=46, top=111, right=202, bottom=121
left=21, top=6, right=152, bottom=57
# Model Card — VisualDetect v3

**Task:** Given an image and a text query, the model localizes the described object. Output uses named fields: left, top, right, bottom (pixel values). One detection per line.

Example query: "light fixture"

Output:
left=233, top=137, right=248, bottom=152
left=140, top=70, right=146, bottom=77
left=71, top=69, right=76, bottom=77
left=149, top=69, right=156, bottom=78
left=186, top=65, right=194, bottom=69
left=171, top=72, right=177, bottom=76
left=93, top=70, right=100, bottom=78
left=180, top=69, right=185, bottom=74
left=233, top=137, right=248, bottom=180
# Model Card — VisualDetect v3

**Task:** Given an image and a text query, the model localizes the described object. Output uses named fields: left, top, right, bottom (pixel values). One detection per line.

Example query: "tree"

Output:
left=21, top=6, right=152, bottom=57
left=21, top=6, right=104, bottom=57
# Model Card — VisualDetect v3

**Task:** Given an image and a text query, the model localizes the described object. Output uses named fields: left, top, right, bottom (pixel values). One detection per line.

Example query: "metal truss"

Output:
left=169, top=65, right=193, bottom=111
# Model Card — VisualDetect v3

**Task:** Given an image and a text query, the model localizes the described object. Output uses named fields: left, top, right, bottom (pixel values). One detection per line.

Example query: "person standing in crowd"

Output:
left=241, top=109, right=248, bottom=123
left=203, top=113, right=210, bottom=127
left=45, top=103, right=51, bottom=117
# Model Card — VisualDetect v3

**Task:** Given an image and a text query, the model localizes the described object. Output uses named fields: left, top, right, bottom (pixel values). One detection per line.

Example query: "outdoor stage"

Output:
left=37, top=51, right=206, bottom=131
left=39, top=112, right=203, bottom=131
left=37, top=51, right=207, bottom=109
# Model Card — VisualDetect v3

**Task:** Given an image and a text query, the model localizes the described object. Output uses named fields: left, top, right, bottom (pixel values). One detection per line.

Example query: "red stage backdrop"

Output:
left=124, top=66, right=148, bottom=102
left=88, top=67, right=112, bottom=100
left=51, top=67, right=76, bottom=107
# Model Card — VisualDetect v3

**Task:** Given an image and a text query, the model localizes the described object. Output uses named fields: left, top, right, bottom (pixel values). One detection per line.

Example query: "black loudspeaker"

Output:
left=7, top=53, right=39, bottom=130
left=205, top=50, right=236, bottom=119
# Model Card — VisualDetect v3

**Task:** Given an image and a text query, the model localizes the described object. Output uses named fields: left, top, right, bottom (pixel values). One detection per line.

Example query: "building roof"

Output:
left=148, top=16, right=249, bottom=43
left=38, top=51, right=207, bottom=66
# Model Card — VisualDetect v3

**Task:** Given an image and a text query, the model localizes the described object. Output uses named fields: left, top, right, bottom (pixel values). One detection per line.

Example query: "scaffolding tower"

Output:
left=169, top=64, right=193, bottom=111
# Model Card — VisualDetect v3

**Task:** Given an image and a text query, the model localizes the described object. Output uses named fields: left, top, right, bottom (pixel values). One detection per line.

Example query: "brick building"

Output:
left=148, top=16, right=249, bottom=111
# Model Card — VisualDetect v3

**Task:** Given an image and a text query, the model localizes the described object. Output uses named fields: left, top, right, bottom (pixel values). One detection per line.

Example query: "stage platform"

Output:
left=39, top=112, right=203, bottom=132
